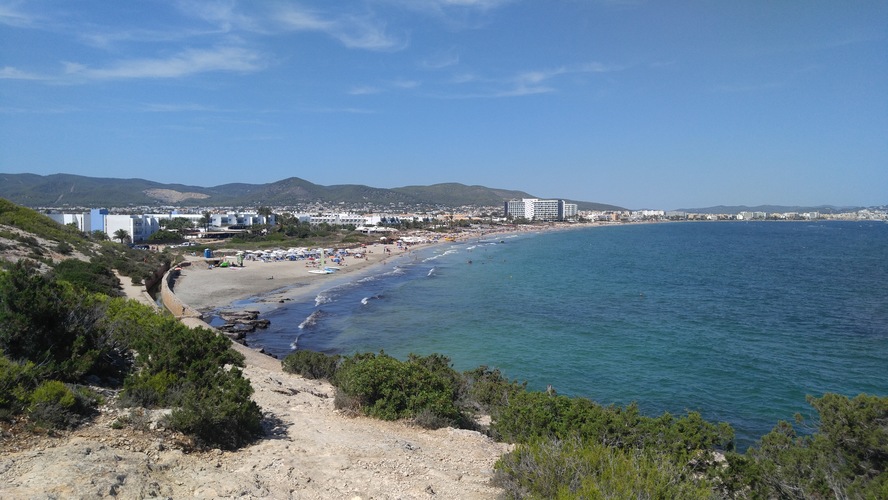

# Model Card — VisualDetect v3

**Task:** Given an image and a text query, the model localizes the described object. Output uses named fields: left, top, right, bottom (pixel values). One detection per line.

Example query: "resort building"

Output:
left=46, top=212, right=89, bottom=232
left=209, top=212, right=274, bottom=228
left=104, top=214, right=159, bottom=242
left=560, top=202, right=578, bottom=220
left=503, top=198, right=578, bottom=221
left=309, top=213, right=367, bottom=226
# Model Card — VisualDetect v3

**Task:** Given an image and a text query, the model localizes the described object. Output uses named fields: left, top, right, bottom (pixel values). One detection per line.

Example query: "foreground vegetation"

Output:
left=283, top=350, right=888, bottom=499
left=0, top=261, right=262, bottom=448
left=0, top=200, right=260, bottom=449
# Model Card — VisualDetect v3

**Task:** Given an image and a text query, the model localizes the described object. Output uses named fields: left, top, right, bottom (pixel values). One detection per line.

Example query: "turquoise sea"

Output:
left=223, top=221, right=888, bottom=449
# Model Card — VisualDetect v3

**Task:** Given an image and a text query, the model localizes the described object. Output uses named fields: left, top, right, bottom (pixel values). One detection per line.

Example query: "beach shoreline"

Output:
left=171, top=240, right=429, bottom=315
left=169, top=224, right=574, bottom=318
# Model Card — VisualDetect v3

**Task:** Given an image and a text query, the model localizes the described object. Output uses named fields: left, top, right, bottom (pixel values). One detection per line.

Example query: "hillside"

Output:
left=0, top=173, right=624, bottom=211
left=0, top=202, right=510, bottom=498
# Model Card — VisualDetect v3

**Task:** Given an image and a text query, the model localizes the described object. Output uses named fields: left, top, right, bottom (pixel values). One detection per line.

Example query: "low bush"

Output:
left=0, top=353, right=38, bottom=417
left=333, top=352, right=462, bottom=425
left=167, top=367, right=262, bottom=450
left=462, top=365, right=526, bottom=414
left=718, top=393, right=888, bottom=499
left=27, top=380, right=79, bottom=429
left=282, top=350, right=341, bottom=380
left=55, top=241, right=73, bottom=255
left=492, top=391, right=734, bottom=460
left=52, top=258, right=122, bottom=297
left=494, top=437, right=713, bottom=499
left=103, top=299, right=261, bottom=449
left=0, top=262, right=114, bottom=381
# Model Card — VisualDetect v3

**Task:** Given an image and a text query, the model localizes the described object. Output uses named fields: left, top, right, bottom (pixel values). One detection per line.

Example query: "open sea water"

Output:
left=225, top=221, right=888, bottom=449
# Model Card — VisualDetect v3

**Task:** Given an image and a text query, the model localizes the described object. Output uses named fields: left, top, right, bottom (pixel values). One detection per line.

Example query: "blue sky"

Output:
left=1, top=1, right=886, bottom=210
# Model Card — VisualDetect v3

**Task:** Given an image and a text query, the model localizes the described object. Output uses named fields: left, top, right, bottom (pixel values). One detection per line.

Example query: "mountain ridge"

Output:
left=0, top=173, right=624, bottom=211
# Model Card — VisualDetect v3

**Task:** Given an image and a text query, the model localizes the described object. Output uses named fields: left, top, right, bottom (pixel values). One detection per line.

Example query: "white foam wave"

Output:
left=315, top=292, right=333, bottom=307
left=361, top=294, right=383, bottom=305
left=298, top=310, right=323, bottom=329
left=423, top=248, right=459, bottom=263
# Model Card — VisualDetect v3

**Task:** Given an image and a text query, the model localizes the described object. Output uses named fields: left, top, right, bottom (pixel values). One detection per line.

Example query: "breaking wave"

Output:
left=298, top=310, right=324, bottom=329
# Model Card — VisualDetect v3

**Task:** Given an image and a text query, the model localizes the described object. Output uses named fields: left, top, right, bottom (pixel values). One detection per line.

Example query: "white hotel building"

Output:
left=503, top=198, right=578, bottom=222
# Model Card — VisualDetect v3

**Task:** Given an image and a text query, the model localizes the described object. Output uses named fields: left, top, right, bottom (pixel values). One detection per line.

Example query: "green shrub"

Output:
left=0, top=353, right=38, bottom=416
left=52, top=259, right=122, bottom=297
left=492, top=391, right=734, bottom=460
left=0, top=262, right=112, bottom=381
left=282, top=350, right=341, bottom=380
left=333, top=352, right=462, bottom=425
left=462, top=365, right=526, bottom=414
left=413, top=407, right=454, bottom=430
left=494, top=438, right=713, bottom=499
left=104, top=299, right=260, bottom=449
left=55, top=240, right=73, bottom=255
left=121, top=370, right=180, bottom=408
left=28, top=380, right=78, bottom=428
left=721, top=393, right=888, bottom=499
left=167, top=367, right=262, bottom=450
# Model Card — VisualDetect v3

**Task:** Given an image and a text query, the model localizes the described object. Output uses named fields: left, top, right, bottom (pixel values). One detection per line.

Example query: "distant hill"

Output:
left=0, top=173, right=624, bottom=211
left=675, top=204, right=863, bottom=215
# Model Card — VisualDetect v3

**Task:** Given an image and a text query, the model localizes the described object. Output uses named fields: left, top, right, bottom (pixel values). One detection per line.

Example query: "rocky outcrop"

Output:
left=216, top=310, right=271, bottom=342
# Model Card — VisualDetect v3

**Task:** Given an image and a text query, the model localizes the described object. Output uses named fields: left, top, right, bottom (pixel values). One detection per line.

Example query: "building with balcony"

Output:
left=503, top=198, right=577, bottom=221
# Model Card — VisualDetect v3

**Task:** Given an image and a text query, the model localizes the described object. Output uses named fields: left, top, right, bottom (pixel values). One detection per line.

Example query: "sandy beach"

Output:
left=171, top=224, right=579, bottom=315
left=172, top=241, right=426, bottom=314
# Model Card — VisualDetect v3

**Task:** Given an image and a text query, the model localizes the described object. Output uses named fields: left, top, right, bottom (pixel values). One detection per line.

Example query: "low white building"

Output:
left=210, top=212, right=274, bottom=228
left=46, top=212, right=88, bottom=232
left=310, top=213, right=368, bottom=226
left=104, top=214, right=159, bottom=242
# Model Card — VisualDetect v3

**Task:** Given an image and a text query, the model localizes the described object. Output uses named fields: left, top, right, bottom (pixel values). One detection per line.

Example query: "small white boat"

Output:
left=308, top=252, right=338, bottom=274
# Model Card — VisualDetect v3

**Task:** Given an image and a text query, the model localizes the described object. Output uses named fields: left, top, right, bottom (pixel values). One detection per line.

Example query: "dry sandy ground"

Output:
left=1, top=240, right=512, bottom=499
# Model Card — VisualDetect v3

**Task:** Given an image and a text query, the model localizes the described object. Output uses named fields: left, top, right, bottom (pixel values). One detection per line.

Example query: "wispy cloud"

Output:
left=420, top=49, right=460, bottom=69
left=174, top=0, right=259, bottom=32
left=349, top=86, right=382, bottom=95
left=714, top=81, right=786, bottom=93
left=140, top=102, right=223, bottom=112
left=0, top=66, right=44, bottom=80
left=390, top=0, right=514, bottom=15
left=0, top=2, right=36, bottom=28
left=77, top=26, right=225, bottom=50
left=310, top=106, right=376, bottom=114
left=390, top=79, right=420, bottom=89
left=445, top=61, right=620, bottom=98
left=348, top=79, right=419, bottom=96
left=62, top=46, right=265, bottom=80
left=273, top=5, right=407, bottom=51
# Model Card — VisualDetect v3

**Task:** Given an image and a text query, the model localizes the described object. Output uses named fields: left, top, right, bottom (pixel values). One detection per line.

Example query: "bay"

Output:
left=230, top=221, right=888, bottom=448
